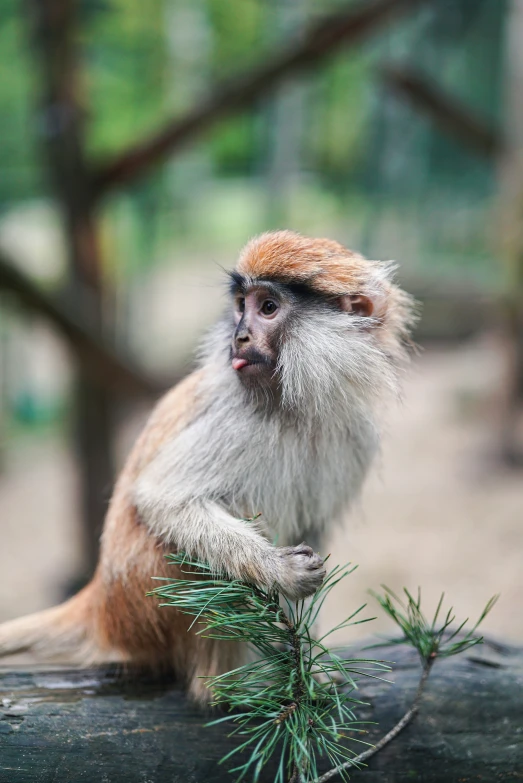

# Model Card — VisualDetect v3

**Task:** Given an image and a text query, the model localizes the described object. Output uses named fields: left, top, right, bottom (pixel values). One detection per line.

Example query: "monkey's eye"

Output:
left=260, top=299, right=278, bottom=317
left=237, top=297, right=245, bottom=313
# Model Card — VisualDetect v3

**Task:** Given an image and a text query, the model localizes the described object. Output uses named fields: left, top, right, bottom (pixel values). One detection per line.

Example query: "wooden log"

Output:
left=0, top=638, right=521, bottom=782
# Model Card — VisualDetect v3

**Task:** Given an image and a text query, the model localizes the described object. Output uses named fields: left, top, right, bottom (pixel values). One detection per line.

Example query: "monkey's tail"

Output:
left=0, top=583, right=110, bottom=665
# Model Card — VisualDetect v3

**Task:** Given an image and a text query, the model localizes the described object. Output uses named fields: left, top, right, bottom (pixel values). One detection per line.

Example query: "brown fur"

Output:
left=238, top=231, right=372, bottom=295
left=88, top=371, right=212, bottom=674
left=0, top=369, right=241, bottom=698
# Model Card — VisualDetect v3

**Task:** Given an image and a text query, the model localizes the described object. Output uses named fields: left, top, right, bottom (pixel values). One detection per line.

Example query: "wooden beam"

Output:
left=381, top=63, right=504, bottom=158
left=0, top=248, right=167, bottom=398
left=495, top=0, right=523, bottom=466
left=30, top=0, right=118, bottom=576
left=92, top=0, right=426, bottom=197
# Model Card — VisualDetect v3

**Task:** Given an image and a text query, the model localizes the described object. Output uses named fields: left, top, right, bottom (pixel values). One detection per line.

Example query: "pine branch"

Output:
left=313, top=588, right=498, bottom=782
left=150, top=558, right=497, bottom=783
left=150, top=555, right=387, bottom=783
left=313, top=655, right=433, bottom=783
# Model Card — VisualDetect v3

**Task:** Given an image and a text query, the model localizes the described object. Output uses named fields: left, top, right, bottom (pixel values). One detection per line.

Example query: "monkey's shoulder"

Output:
left=127, top=369, right=207, bottom=477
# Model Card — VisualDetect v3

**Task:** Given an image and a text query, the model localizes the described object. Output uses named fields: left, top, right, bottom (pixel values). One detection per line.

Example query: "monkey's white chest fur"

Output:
left=225, top=412, right=376, bottom=544
left=135, top=368, right=378, bottom=548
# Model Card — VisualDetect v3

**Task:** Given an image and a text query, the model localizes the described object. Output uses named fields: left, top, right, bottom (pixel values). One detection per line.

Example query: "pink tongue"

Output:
left=232, top=357, right=249, bottom=371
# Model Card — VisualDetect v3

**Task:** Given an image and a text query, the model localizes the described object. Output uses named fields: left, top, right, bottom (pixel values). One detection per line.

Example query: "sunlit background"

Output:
left=0, top=0, right=522, bottom=646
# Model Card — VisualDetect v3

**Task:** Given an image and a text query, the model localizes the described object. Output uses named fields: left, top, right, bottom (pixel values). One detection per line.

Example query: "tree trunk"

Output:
left=0, top=638, right=521, bottom=782
left=497, top=0, right=523, bottom=465
left=28, top=0, right=115, bottom=578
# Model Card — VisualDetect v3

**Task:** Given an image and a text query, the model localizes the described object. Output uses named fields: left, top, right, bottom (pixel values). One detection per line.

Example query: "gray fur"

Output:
left=134, top=295, right=405, bottom=600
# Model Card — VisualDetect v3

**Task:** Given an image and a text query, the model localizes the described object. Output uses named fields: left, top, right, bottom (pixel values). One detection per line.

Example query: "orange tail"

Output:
left=0, top=583, right=117, bottom=665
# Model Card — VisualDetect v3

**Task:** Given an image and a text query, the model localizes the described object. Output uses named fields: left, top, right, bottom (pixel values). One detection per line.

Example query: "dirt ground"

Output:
left=0, top=336, right=522, bottom=648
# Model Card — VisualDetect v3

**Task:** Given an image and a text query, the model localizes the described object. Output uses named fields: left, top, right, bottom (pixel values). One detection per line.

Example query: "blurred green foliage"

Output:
left=0, top=0, right=508, bottom=280
left=0, top=0, right=42, bottom=201
left=0, top=0, right=511, bottom=431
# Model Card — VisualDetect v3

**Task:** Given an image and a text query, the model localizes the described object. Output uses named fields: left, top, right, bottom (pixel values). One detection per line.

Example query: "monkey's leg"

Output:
left=183, top=635, right=248, bottom=705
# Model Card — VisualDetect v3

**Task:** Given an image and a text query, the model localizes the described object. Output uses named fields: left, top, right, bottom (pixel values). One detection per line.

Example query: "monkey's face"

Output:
left=218, top=232, right=414, bottom=416
left=230, top=282, right=290, bottom=389
left=228, top=274, right=380, bottom=401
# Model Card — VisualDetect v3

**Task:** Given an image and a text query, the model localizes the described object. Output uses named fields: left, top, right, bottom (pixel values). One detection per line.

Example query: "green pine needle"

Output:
left=150, top=554, right=389, bottom=783
left=369, top=586, right=499, bottom=664
left=150, top=558, right=498, bottom=783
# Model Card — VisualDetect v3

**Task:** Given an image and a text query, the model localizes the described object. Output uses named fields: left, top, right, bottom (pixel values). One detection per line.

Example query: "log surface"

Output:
left=0, top=638, right=522, bottom=782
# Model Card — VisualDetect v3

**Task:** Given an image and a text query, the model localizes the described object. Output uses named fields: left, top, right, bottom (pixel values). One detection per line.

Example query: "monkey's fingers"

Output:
left=275, top=544, right=326, bottom=601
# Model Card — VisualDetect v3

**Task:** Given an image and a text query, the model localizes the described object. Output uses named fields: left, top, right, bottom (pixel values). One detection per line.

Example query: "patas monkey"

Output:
left=0, top=231, right=413, bottom=701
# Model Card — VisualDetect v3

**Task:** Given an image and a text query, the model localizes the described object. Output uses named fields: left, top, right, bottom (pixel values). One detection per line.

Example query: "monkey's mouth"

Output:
left=232, top=358, right=266, bottom=373
left=232, top=357, right=250, bottom=371
left=231, top=350, right=273, bottom=375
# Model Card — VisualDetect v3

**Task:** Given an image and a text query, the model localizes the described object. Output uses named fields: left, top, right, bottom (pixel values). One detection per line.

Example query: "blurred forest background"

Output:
left=0, top=0, right=522, bottom=645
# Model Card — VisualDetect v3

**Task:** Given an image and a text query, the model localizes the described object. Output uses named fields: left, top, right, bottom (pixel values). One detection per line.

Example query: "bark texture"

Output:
left=0, top=638, right=521, bottom=782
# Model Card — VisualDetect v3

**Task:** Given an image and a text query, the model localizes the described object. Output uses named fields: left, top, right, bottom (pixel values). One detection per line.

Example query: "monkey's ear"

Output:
left=337, top=294, right=374, bottom=318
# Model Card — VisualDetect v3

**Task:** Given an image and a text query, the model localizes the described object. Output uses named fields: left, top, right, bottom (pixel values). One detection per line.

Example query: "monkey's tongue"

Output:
left=232, top=357, right=249, bottom=371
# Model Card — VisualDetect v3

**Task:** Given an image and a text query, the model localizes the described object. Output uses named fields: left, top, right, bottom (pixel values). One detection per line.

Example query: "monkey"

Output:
left=0, top=230, right=414, bottom=702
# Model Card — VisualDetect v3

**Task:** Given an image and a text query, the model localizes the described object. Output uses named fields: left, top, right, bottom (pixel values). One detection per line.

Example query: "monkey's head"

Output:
left=218, top=231, right=414, bottom=415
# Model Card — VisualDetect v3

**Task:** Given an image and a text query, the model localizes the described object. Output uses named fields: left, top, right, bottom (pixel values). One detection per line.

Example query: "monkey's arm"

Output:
left=134, top=482, right=324, bottom=601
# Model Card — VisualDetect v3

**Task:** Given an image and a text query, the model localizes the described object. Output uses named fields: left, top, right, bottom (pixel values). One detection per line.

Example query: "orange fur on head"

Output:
left=237, top=231, right=373, bottom=295
left=236, top=230, right=416, bottom=348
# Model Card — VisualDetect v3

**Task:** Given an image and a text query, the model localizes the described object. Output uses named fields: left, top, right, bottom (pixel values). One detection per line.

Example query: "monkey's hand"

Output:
left=272, top=543, right=326, bottom=601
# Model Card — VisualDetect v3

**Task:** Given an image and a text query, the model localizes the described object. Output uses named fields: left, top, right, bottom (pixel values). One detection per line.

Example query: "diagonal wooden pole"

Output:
left=92, top=0, right=427, bottom=198
left=381, top=64, right=504, bottom=159
left=0, top=248, right=168, bottom=398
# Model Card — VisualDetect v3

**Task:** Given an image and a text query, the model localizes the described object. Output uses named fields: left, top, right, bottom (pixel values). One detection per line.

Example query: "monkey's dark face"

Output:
left=228, top=271, right=378, bottom=399
left=230, top=281, right=292, bottom=388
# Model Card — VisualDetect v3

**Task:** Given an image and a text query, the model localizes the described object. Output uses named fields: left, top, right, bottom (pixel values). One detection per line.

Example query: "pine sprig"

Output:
left=369, top=586, right=499, bottom=663
left=313, top=588, right=499, bottom=783
left=150, top=554, right=388, bottom=783
left=150, top=558, right=498, bottom=783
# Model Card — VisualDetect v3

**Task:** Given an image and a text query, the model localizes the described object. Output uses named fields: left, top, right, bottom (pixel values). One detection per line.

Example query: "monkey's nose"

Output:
left=235, top=329, right=250, bottom=346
